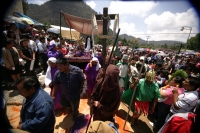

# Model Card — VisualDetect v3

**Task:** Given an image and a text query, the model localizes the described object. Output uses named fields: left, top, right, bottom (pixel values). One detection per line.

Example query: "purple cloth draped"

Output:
left=84, top=63, right=99, bottom=95
left=50, top=67, right=63, bottom=110
left=71, top=114, right=90, bottom=133
left=47, top=50, right=60, bottom=59
left=96, top=55, right=103, bottom=67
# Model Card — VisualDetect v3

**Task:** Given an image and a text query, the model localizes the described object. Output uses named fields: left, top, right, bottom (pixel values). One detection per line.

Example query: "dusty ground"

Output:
left=4, top=73, right=154, bottom=133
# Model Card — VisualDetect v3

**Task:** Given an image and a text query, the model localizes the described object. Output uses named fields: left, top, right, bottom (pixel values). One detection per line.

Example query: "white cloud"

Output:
left=109, top=1, right=158, bottom=17
left=85, top=1, right=96, bottom=9
left=27, top=0, right=49, bottom=5
left=109, top=21, right=146, bottom=40
left=143, top=8, right=199, bottom=42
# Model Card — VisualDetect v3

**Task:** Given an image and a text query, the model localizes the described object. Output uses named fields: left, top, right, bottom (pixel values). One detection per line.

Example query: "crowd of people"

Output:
left=1, top=22, right=200, bottom=133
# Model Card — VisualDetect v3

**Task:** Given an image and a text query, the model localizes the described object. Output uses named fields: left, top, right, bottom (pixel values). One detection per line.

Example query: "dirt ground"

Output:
left=6, top=95, right=154, bottom=133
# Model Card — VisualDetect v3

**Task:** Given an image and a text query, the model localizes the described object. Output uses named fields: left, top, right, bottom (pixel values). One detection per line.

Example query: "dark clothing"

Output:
left=90, top=65, right=122, bottom=121
left=60, top=94, right=80, bottom=118
left=39, top=52, right=48, bottom=72
left=53, top=65, right=85, bottom=100
left=19, top=47, right=33, bottom=59
left=20, top=88, right=55, bottom=133
left=9, top=48, right=19, bottom=65
left=9, top=65, right=22, bottom=75
left=155, top=102, right=171, bottom=131
left=18, top=47, right=33, bottom=73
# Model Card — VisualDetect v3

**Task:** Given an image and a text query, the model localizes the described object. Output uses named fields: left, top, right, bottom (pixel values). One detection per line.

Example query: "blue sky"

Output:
left=27, top=0, right=199, bottom=42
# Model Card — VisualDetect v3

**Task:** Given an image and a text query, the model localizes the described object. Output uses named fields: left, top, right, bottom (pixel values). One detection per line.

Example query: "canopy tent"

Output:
left=51, top=25, right=80, bottom=40
left=61, top=12, right=103, bottom=35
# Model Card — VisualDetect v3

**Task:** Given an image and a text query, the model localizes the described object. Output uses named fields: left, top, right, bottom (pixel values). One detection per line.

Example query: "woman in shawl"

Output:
left=84, top=57, right=101, bottom=99
left=90, top=64, right=122, bottom=122
left=47, top=44, right=63, bottom=59
left=45, top=57, right=63, bottom=110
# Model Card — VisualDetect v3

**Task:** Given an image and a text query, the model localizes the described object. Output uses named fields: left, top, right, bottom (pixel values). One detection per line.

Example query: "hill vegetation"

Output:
left=26, top=1, right=199, bottom=50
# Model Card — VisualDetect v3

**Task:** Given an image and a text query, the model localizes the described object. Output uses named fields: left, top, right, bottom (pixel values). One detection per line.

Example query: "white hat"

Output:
left=91, top=57, right=101, bottom=71
left=140, top=56, right=145, bottom=60
left=122, top=54, right=128, bottom=60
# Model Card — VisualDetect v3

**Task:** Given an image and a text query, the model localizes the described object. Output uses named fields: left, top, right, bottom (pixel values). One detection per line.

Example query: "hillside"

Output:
left=26, top=1, right=183, bottom=45
left=119, top=34, right=182, bottom=45
left=27, top=0, right=97, bottom=27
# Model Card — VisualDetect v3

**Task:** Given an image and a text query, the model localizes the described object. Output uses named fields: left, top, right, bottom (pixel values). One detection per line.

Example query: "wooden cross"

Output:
left=95, top=8, right=116, bottom=70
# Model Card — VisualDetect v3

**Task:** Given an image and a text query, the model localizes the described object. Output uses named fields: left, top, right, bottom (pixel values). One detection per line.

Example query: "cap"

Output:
left=122, top=54, right=128, bottom=60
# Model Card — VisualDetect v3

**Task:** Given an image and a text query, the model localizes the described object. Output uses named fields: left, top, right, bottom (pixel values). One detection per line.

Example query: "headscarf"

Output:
left=92, top=57, right=101, bottom=71
left=48, top=43, right=56, bottom=51
left=45, top=57, right=57, bottom=86
left=102, top=64, right=120, bottom=92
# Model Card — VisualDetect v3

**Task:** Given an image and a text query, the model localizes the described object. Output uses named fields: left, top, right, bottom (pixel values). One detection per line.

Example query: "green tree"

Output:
left=43, top=20, right=51, bottom=29
left=122, top=38, right=128, bottom=46
left=187, top=33, right=200, bottom=50
left=22, top=0, right=29, bottom=15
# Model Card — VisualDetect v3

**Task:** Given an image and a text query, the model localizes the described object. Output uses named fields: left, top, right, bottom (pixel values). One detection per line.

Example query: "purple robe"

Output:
left=96, top=55, right=103, bottom=67
left=47, top=50, right=60, bottom=59
left=50, top=67, right=63, bottom=110
left=84, top=63, right=99, bottom=95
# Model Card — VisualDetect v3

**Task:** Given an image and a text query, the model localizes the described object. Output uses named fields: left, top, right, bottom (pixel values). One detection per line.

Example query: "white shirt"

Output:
left=129, top=65, right=139, bottom=84
left=50, top=40, right=58, bottom=46
left=28, top=40, right=37, bottom=52
left=38, top=42, right=47, bottom=53
left=166, top=90, right=198, bottom=121
left=118, top=64, right=128, bottom=78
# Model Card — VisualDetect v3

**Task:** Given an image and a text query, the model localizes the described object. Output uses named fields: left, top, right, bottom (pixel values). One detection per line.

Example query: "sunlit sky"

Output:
left=27, top=0, right=200, bottom=42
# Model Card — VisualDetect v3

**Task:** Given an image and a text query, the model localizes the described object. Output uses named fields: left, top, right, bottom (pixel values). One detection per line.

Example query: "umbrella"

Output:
left=13, top=12, right=44, bottom=27
left=13, top=12, right=38, bottom=24
left=4, top=16, right=29, bottom=25
left=184, top=52, right=196, bottom=55
left=21, top=17, right=34, bottom=25
left=196, top=52, right=200, bottom=56
left=156, top=53, right=169, bottom=57
left=33, top=22, right=45, bottom=28
left=4, top=16, right=30, bottom=28
left=47, top=27, right=60, bottom=34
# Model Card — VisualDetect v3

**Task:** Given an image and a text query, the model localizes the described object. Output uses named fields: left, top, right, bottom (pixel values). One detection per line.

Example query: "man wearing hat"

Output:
left=162, top=57, right=171, bottom=70
left=130, top=70, right=160, bottom=126
left=86, top=120, right=118, bottom=133
left=116, top=54, right=129, bottom=91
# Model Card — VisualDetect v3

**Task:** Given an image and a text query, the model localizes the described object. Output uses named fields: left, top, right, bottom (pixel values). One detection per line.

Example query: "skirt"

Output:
left=9, top=65, right=22, bottom=75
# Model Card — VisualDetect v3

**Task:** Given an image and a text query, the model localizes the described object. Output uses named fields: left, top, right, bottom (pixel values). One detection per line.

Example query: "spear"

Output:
left=123, top=56, right=146, bottom=131
left=85, top=28, right=121, bottom=133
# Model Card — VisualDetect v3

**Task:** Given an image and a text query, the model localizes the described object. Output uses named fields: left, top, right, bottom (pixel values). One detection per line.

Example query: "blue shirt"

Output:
left=20, top=88, right=55, bottom=133
left=53, top=65, right=85, bottom=100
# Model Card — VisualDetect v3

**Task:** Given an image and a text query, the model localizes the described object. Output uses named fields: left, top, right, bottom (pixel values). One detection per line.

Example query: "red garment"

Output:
left=135, top=99, right=150, bottom=116
left=62, top=48, right=66, bottom=55
left=161, top=113, right=196, bottom=133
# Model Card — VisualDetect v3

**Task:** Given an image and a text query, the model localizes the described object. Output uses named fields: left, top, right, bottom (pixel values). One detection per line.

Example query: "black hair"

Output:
left=53, top=36, right=57, bottom=40
left=136, top=62, right=142, bottom=68
left=188, top=77, right=200, bottom=90
left=6, top=30, right=16, bottom=39
left=173, top=76, right=184, bottom=87
left=16, top=76, right=41, bottom=91
left=56, top=58, right=69, bottom=65
left=156, top=64, right=163, bottom=68
left=158, top=70, right=169, bottom=80
left=39, top=37, right=45, bottom=41
left=5, top=39, right=13, bottom=45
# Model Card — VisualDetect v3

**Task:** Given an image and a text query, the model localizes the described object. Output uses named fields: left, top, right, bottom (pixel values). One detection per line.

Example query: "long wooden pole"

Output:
left=60, top=11, right=62, bottom=49
left=123, top=56, right=146, bottom=130
left=102, top=7, right=108, bottom=72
